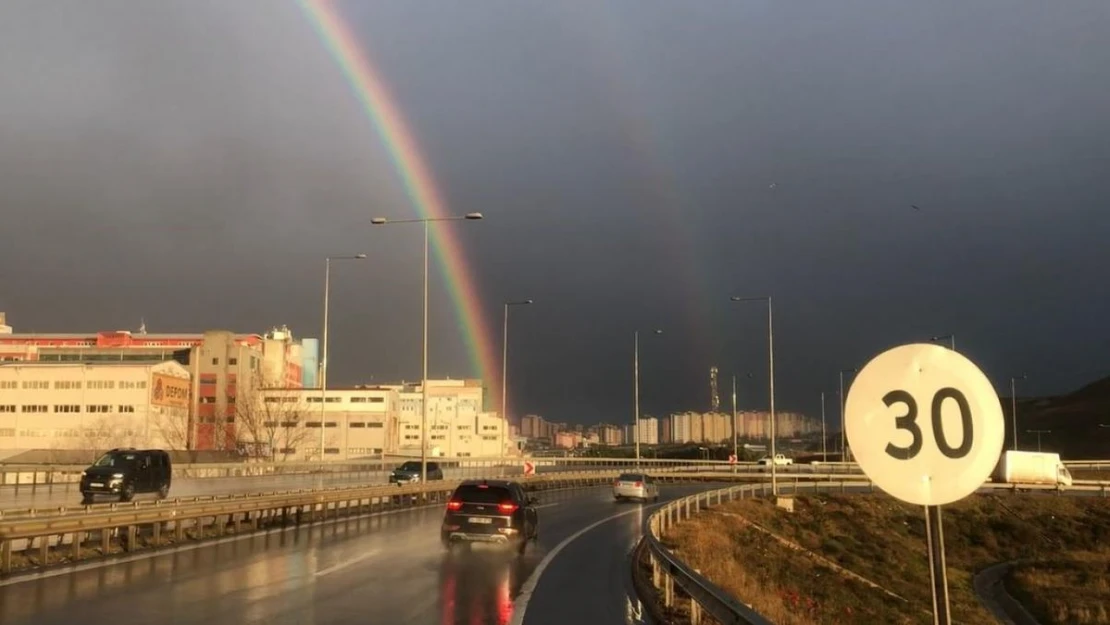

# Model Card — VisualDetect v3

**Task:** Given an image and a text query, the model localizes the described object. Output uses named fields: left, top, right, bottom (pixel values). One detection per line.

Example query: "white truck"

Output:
left=991, top=450, right=1072, bottom=487
left=757, top=454, right=793, bottom=467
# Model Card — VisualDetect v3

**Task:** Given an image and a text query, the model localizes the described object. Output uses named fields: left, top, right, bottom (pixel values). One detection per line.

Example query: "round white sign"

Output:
left=845, top=343, right=1005, bottom=506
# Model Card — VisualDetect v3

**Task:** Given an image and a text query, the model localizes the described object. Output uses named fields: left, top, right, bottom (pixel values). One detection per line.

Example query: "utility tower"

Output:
left=710, top=366, right=720, bottom=412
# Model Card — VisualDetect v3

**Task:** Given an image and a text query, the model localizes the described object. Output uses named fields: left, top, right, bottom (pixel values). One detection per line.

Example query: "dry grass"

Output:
left=1007, top=551, right=1110, bottom=624
left=663, top=491, right=1110, bottom=625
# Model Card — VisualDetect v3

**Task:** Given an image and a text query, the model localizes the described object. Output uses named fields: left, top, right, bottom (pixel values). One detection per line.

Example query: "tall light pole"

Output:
left=634, top=329, right=663, bottom=464
left=1010, top=373, right=1027, bottom=450
left=930, top=334, right=956, bottom=350
left=820, top=391, right=828, bottom=462
left=730, top=296, right=777, bottom=495
left=731, top=372, right=752, bottom=473
left=371, top=212, right=483, bottom=484
left=838, top=368, right=857, bottom=461
left=501, top=299, right=533, bottom=464
left=320, top=254, right=367, bottom=460
left=1026, top=429, right=1050, bottom=453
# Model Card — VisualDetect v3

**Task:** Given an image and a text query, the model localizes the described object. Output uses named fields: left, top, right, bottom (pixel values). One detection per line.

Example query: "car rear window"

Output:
left=618, top=473, right=644, bottom=482
left=454, top=485, right=512, bottom=504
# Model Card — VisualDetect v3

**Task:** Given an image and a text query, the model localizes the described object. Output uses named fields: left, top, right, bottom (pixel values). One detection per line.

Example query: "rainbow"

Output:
left=297, top=0, right=500, bottom=408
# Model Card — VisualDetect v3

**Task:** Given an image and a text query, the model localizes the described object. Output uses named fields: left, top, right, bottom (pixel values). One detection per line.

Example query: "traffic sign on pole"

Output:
left=523, top=461, right=535, bottom=477
left=845, top=343, right=1005, bottom=507
left=728, top=454, right=737, bottom=465
left=845, top=342, right=1005, bottom=625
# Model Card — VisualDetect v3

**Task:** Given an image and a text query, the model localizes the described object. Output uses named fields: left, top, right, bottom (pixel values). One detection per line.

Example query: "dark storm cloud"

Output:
left=2, top=1, right=1108, bottom=427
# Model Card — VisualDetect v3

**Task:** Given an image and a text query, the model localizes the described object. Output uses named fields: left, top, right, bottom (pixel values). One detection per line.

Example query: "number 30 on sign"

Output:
left=845, top=343, right=1005, bottom=507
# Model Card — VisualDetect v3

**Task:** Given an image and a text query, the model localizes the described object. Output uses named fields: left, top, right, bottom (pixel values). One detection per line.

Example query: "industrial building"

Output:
left=0, top=360, right=191, bottom=457
left=252, top=379, right=509, bottom=461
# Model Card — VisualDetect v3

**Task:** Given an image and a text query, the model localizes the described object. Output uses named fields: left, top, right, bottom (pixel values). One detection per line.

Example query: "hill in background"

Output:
left=1010, top=374, right=1110, bottom=460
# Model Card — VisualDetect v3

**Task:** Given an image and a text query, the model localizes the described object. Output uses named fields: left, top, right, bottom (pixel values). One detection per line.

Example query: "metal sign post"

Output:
left=845, top=343, right=1005, bottom=625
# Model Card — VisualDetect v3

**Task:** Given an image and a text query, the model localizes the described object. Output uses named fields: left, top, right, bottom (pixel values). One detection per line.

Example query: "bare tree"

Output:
left=235, top=382, right=317, bottom=462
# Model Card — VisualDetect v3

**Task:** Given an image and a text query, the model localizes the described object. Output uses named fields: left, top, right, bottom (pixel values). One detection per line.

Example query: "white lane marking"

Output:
left=534, top=503, right=560, bottom=509
left=314, top=549, right=380, bottom=578
left=508, top=505, right=653, bottom=625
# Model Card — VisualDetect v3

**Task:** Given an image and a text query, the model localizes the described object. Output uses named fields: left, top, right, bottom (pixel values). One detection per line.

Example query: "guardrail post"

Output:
left=652, top=553, right=661, bottom=587
left=71, top=531, right=82, bottom=561
left=690, top=569, right=704, bottom=625
left=1, top=540, right=10, bottom=573
left=664, top=571, right=674, bottom=607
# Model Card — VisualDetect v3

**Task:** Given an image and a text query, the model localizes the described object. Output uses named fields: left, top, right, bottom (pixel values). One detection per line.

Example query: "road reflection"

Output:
left=438, top=546, right=527, bottom=625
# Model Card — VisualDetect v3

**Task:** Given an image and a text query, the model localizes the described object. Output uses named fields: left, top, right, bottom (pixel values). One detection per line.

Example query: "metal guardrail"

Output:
left=641, top=478, right=1110, bottom=624
left=0, top=467, right=747, bottom=575
left=643, top=480, right=875, bottom=625
left=0, top=456, right=867, bottom=495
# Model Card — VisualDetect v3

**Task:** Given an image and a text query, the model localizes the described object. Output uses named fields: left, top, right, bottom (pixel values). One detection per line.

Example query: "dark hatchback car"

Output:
left=79, top=448, right=172, bottom=503
left=390, top=460, right=444, bottom=485
left=441, top=479, right=539, bottom=554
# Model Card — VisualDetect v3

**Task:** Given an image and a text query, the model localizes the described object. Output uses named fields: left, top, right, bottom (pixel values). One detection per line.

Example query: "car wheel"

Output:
left=81, top=493, right=94, bottom=505
left=119, top=484, right=135, bottom=502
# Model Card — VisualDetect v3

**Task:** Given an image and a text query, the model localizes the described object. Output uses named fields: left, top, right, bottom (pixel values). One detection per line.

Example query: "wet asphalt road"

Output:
left=0, top=483, right=721, bottom=625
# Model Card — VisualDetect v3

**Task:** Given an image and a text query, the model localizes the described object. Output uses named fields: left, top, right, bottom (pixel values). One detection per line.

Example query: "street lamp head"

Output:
left=370, top=217, right=387, bottom=225
left=354, top=254, right=367, bottom=259
left=523, top=299, right=534, bottom=304
left=653, top=329, right=663, bottom=335
left=464, top=212, right=484, bottom=220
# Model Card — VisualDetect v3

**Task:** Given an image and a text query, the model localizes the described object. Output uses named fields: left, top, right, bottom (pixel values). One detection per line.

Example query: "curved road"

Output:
left=0, top=482, right=721, bottom=625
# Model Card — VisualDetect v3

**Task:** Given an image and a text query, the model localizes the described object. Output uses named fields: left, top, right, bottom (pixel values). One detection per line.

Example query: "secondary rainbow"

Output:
left=297, top=0, right=501, bottom=403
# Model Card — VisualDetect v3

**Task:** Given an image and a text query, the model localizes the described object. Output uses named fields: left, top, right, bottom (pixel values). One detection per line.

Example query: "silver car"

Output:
left=613, top=472, right=660, bottom=502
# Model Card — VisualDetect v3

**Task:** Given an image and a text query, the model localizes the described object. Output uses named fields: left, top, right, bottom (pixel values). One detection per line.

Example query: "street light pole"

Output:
left=633, top=329, right=663, bottom=464
left=730, top=296, right=776, bottom=495
left=838, top=368, right=857, bottom=461
left=1026, top=429, right=1051, bottom=452
left=820, top=391, right=827, bottom=462
left=501, top=299, right=533, bottom=465
left=371, top=213, right=483, bottom=484
left=1010, top=374, right=1027, bottom=451
left=731, top=375, right=738, bottom=473
left=320, top=254, right=366, bottom=460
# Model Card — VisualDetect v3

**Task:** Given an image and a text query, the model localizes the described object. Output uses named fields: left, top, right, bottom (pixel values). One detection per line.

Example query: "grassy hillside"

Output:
left=664, top=492, right=1110, bottom=624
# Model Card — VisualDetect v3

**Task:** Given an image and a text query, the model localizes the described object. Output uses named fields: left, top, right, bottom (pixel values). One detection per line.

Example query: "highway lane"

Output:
left=0, top=482, right=720, bottom=625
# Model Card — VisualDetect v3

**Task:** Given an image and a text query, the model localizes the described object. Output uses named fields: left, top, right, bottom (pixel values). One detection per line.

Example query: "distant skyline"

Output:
left=1, top=1, right=1108, bottom=426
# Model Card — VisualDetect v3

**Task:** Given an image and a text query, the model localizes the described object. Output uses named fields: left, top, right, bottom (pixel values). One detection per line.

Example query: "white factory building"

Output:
left=253, top=378, right=509, bottom=461
left=0, top=360, right=192, bottom=458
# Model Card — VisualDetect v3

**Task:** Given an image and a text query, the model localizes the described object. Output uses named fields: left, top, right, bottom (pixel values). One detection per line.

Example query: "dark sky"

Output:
left=2, top=1, right=1108, bottom=427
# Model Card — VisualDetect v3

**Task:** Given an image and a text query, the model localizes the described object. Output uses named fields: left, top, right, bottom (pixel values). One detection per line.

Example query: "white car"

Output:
left=613, top=472, right=660, bottom=502
left=756, top=454, right=794, bottom=467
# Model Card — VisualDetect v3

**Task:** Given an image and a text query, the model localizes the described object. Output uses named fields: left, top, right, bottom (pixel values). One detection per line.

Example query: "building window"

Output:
left=87, top=405, right=111, bottom=413
left=349, top=422, right=365, bottom=428
left=264, top=397, right=281, bottom=403
left=53, top=405, right=81, bottom=413
left=0, top=405, right=15, bottom=413
left=366, top=422, right=384, bottom=428
left=118, top=405, right=136, bottom=413
left=280, top=421, right=299, bottom=428
left=21, top=405, right=48, bottom=413
left=325, top=422, right=338, bottom=428
left=306, top=421, right=322, bottom=428
left=229, top=358, right=238, bottom=366
left=279, top=448, right=296, bottom=455
left=324, top=447, right=340, bottom=455
left=212, top=358, right=220, bottom=365
left=0, top=428, right=15, bottom=437
left=23, top=381, right=49, bottom=390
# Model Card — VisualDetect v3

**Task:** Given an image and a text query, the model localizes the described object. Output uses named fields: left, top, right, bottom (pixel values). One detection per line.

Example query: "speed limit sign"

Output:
left=845, top=343, right=1005, bottom=507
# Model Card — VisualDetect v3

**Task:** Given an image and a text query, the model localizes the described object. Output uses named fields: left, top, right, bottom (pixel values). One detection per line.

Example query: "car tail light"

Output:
left=634, top=481, right=643, bottom=488
left=498, top=501, right=518, bottom=514
left=446, top=500, right=462, bottom=511
left=614, top=480, right=621, bottom=487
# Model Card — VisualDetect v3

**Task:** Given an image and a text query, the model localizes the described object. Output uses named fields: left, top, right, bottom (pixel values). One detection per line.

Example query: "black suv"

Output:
left=79, top=448, right=172, bottom=503
left=441, top=479, right=539, bottom=554
left=390, top=460, right=444, bottom=485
